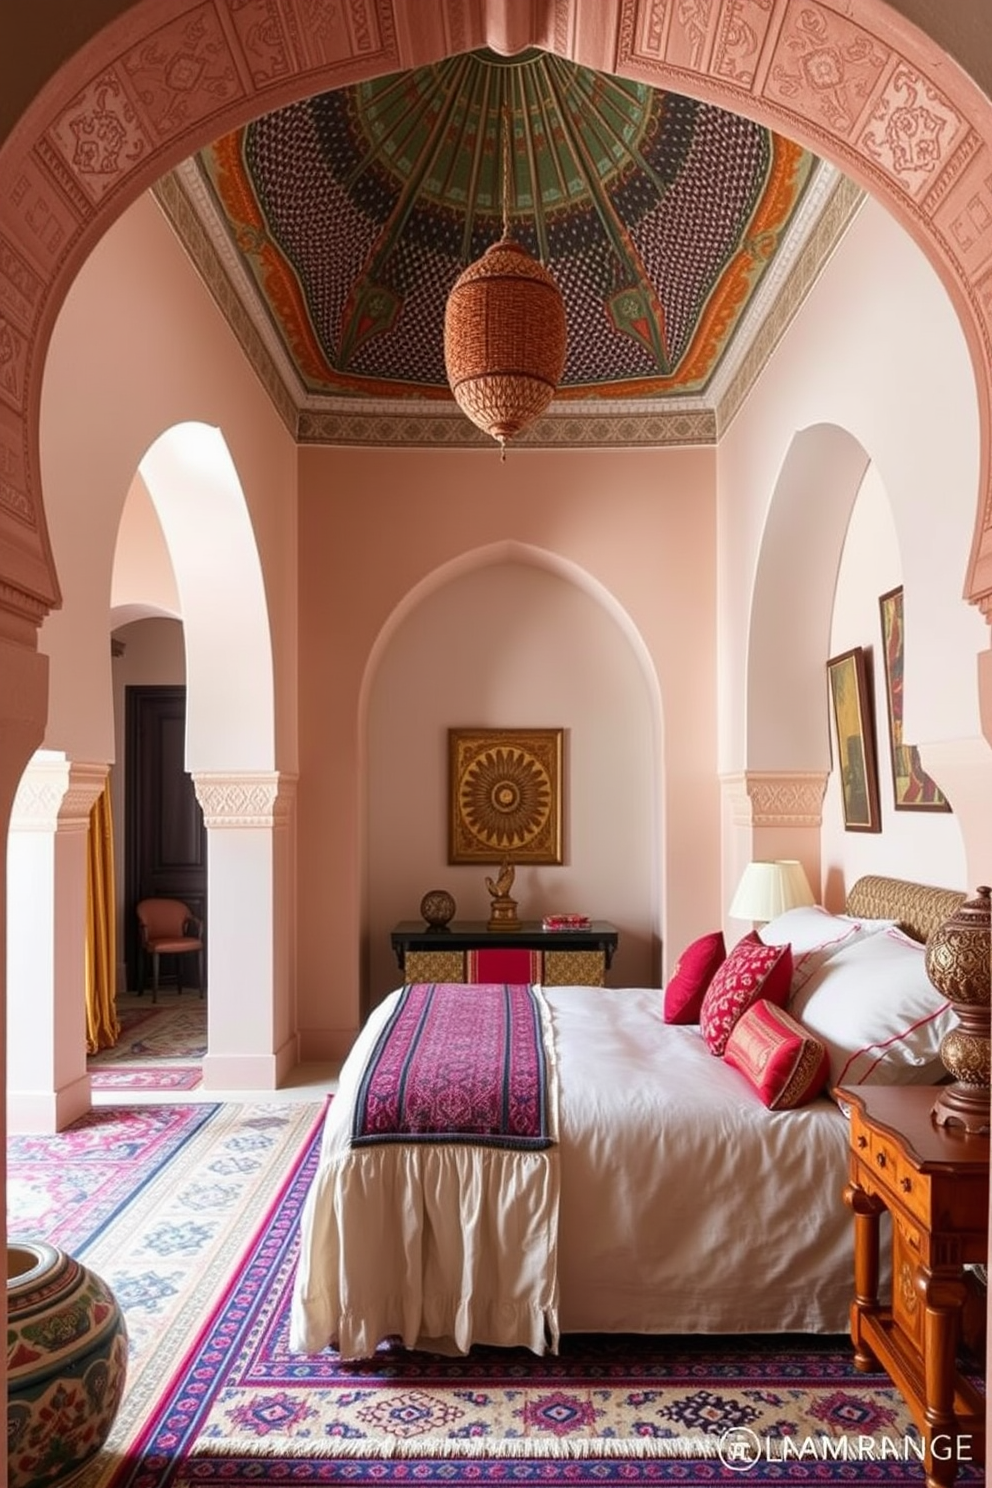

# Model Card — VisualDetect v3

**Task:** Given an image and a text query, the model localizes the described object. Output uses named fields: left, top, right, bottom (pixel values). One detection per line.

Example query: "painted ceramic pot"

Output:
left=7, top=1240, right=128, bottom=1488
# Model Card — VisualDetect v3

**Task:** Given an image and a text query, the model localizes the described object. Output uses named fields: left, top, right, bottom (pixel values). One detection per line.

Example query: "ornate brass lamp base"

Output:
left=925, top=886, right=991, bottom=1135
left=932, top=1081, right=992, bottom=1134
left=487, top=896, right=520, bottom=931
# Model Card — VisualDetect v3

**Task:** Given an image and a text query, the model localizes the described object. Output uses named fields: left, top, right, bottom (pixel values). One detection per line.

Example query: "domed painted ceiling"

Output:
left=162, top=48, right=859, bottom=446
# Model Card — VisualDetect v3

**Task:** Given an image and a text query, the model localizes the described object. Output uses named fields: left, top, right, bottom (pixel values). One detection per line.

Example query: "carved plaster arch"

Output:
left=139, top=422, right=275, bottom=771
left=358, top=538, right=662, bottom=728
left=2, top=0, right=992, bottom=636
left=748, top=424, right=872, bottom=771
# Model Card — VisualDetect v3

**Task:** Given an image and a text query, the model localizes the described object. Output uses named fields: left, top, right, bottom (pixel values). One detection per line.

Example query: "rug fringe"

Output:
left=192, top=1435, right=725, bottom=1460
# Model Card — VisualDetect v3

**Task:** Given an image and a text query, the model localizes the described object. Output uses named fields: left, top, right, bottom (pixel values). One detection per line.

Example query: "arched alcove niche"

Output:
left=360, top=543, right=663, bottom=1013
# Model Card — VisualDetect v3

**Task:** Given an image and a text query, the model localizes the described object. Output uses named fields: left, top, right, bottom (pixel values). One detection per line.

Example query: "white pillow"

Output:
left=789, top=927, right=953, bottom=1088
left=759, top=905, right=893, bottom=994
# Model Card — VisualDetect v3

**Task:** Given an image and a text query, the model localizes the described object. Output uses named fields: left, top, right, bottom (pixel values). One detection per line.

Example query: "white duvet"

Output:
left=290, top=986, right=856, bottom=1358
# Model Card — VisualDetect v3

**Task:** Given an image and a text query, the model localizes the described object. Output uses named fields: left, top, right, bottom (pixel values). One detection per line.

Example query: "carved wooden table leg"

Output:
left=844, top=1179, right=883, bottom=1371
left=917, top=1266, right=971, bottom=1488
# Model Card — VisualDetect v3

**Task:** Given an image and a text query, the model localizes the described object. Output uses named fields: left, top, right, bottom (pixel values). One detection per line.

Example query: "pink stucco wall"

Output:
left=295, top=442, right=718, bottom=1042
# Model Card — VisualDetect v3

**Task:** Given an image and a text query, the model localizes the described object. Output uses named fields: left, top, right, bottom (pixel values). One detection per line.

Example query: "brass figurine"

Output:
left=486, top=856, right=520, bottom=930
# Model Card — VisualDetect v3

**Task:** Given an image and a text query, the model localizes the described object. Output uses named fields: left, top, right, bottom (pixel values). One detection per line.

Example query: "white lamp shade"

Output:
left=729, top=859, right=815, bottom=922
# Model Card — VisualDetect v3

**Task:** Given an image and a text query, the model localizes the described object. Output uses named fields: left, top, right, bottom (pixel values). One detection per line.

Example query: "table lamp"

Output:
left=729, top=859, right=815, bottom=928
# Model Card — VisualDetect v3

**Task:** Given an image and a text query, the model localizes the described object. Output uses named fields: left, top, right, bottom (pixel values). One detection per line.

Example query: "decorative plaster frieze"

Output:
left=193, top=771, right=298, bottom=828
left=722, top=770, right=828, bottom=827
left=10, top=758, right=107, bottom=832
left=297, top=401, right=717, bottom=448
left=715, top=173, right=865, bottom=432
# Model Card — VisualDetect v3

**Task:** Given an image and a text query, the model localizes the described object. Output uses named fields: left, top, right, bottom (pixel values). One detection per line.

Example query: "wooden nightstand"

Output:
left=841, top=1084, right=988, bottom=1488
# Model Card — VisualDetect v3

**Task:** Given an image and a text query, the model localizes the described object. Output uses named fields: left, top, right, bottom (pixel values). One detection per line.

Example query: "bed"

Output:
left=290, top=875, right=965, bottom=1360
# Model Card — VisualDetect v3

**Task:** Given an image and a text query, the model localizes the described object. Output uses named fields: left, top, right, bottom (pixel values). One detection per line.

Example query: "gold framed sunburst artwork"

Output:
left=449, top=728, right=563, bottom=865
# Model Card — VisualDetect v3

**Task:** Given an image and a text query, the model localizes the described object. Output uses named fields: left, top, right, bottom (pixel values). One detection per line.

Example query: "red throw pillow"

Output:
left=663, top=930, right=726, bottom=1023
left=699, top=933, right=793, bottom=1055
left=724, top=999, right=830, bottom=1109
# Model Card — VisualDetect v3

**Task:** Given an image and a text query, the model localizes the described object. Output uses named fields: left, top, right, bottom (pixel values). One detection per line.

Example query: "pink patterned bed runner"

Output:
left=352, top=982, right=553, bottom=1149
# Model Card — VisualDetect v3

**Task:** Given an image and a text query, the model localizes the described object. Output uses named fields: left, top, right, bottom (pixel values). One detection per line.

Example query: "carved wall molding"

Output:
left=0, top=578, right=52, bottom=649
left=193, top=771, right=298, bottom=828
left=715, top=172, right=864, bottom=433
left=722, top=770, right=828, bottom=827
left=296, top=401, right=717, bottom=449
left=9, top=758, right=108, bottom=833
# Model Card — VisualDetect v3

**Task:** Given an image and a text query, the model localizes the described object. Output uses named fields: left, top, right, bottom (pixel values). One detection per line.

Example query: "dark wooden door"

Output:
left=125, top=686, right=207, bottom=991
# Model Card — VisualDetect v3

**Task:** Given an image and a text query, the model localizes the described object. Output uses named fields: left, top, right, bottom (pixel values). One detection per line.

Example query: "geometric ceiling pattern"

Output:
left=159, top=49, right=860, bottom=446
left=199, top=48, right=816, bottom=403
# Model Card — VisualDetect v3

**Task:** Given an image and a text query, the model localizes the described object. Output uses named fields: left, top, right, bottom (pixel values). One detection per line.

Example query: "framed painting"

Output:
left=826, top=647, right=881, bottom=833
left=879, top=586, right=951, bottom=812
left=449, top=727, right=563, bottom=865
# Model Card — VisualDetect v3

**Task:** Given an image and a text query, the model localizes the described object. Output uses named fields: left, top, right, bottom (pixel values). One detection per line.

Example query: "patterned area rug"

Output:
left=7, top=1103, right=216, bottom=1253
left=89, top=1064, right=203, bottom=1091
left=7, top=1100, right=327, bottom=1488
left=87, top=996, right=207, bottom=1090
left=101, top=1110, right=982, bottom=1488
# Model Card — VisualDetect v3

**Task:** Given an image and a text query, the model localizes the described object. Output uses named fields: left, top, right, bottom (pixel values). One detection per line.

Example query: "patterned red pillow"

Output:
left=699, top=934, right=793, bottom=1055
left=663, top=930, right=726, bottom=1023
left=723, top=999, right=830, bottom=1109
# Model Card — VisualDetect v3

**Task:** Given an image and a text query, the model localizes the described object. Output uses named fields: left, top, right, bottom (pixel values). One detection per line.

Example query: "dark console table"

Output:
left=391, top=920, right=619, bottom=987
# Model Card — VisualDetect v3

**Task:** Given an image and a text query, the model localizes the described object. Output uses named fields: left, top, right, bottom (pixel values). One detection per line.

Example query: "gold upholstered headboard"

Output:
left=844, top=875, right=966, bottom=944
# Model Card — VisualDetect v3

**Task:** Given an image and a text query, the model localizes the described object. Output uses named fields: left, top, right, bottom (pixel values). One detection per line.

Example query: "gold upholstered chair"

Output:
left=135, top=898, right=205, bottom=1004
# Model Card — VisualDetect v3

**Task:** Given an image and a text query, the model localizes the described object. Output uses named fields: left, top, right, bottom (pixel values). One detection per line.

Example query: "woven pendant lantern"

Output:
left=444, top=113, right=566, bottom=454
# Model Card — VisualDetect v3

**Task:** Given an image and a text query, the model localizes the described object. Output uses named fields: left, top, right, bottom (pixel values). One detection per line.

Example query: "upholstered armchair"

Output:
left=135, top=898, right=205, bottom=1004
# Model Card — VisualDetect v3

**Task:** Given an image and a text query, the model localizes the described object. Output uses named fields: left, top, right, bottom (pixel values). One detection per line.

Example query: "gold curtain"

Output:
left=86, top=779, right=120, bottom=1054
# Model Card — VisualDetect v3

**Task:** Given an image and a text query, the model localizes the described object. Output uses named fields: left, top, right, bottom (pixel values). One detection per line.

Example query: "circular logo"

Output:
left=718, top=1427, right=762, bottom=1472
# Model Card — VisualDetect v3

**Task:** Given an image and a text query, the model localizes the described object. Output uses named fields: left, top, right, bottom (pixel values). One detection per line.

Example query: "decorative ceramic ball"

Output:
left=420, top=889, right=456, bottom=929
left=7, top=1239, right=129, bottom=1488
